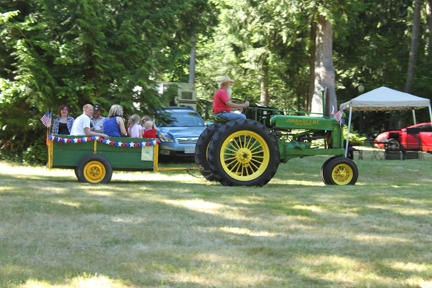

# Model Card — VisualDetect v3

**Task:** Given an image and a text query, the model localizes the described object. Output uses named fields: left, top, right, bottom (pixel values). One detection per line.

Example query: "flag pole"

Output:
left=47, top=109, right=52, bottom=146
left=46, top=127, right=49, bottom=146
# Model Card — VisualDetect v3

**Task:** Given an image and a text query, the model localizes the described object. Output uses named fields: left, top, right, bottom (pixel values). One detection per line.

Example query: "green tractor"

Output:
left=195, top=101, right=358, bottom=187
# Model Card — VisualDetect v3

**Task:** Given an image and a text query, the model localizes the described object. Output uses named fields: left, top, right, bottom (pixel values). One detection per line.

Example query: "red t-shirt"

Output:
left=143, top=129, right=157, bottom=138
left=212, top=88, right=231, bottom=114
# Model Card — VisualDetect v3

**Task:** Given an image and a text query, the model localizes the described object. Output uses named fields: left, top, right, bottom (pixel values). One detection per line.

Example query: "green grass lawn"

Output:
left=1, top=156, right=432, bottom=287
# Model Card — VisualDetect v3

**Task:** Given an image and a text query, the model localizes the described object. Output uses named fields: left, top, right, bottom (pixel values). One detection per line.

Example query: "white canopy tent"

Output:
left=339, top=86, right=432, bottom=157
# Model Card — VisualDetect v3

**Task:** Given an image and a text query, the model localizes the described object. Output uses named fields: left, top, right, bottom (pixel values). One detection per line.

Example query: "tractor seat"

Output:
left=210, top=115, right=230, bottom=123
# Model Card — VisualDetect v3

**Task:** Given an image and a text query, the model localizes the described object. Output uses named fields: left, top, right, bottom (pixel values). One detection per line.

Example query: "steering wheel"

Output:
left=229, top=98, right=243, bottom=113
left=231, top=96, right=250, bottom=114
left=243, top=96, right=250, bottom=113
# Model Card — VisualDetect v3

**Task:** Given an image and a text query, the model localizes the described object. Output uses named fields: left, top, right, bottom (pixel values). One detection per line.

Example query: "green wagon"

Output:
left=47, top=135, right=198, bottom=184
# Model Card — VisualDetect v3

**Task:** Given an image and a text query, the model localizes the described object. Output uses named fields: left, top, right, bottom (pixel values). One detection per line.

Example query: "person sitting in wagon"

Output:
left=52, top=104, right=74, bottom=135
left=70, top=104, right=109, bottom=139
left=103, top=104, right=128, bottom=137
left=90, top=104, right=105, bottom=133
left=141, top=115, right=157, bottom=138
left=127, top=114, right=142, bottom=138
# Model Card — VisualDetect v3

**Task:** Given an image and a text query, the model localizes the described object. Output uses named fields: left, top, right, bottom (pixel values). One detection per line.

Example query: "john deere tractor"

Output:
left=195, top=98, right=358, bottom=187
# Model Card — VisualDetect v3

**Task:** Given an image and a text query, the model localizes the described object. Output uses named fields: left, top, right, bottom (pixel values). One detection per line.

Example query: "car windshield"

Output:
left=157, top=110, right=204, bottom=127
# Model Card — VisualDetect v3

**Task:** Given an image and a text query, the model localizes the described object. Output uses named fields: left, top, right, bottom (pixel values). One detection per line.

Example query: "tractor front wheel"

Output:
left=322, top=157, right=358, bottom=185
left=320, top=156, right=338, bottom=185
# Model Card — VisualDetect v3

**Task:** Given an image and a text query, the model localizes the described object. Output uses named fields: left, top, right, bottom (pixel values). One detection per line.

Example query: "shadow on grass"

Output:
left=2, top=158, right=432, bottom=287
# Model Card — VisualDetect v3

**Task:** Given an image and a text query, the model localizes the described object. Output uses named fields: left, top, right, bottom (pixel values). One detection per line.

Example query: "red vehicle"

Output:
left=374, top=122, right=432, bottom=152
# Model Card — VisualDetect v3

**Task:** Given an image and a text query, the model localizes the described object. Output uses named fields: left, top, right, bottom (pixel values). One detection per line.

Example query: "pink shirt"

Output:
left=212, top=88, right=231, bottom=114
left=128, top=124, right=141, bottom=138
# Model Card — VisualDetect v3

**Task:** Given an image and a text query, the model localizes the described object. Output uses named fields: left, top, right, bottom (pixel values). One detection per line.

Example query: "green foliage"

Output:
left=1, top=0, right=217, bottom=163
left=22, top=133, right=47, bottom=164
left=197, top=0, right=312, bottom=111
left=197, top=0, right=432, bottom=132
left=343, top=125, right=367, bottom=146
left=3, top=0, right=432, bottom=163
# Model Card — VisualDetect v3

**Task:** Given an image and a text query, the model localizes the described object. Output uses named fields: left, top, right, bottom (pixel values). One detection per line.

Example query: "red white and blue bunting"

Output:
left=49, top=135, right=159, bottom=147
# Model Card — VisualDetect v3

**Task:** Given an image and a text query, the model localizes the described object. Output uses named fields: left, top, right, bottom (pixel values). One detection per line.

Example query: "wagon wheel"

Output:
left=208, top=119, right=280, bottom=186
left=74, top=167, right=81, bottom=182
left=322, top=157, right=358, bottom=185
left=320, top=156, right=339, bottom=185
left=76, top=154, right=113, bottom=184
left=195, top=123, right=224, bottom=181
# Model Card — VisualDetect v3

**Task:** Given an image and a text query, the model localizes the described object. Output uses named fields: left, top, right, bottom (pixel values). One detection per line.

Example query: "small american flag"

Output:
left=40, top=111, right=52, bottom=128
left=333, top=110, right=343, bottom=122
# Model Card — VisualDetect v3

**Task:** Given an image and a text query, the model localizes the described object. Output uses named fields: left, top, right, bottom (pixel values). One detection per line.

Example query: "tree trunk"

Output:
left=405, top=0, right=422, bottom=93
left=189, top=36, right=196, bottom=85
left=310, top=15, right=337, bottom=116
left=307, top=19, right=316, bottom=113
left=260, top=60, right=269, bottom=106
left=426, top=0, right=432, bottom=53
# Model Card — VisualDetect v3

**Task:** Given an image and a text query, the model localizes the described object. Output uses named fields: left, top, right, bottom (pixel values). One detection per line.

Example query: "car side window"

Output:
left=419, top=125, right=432, bottom=132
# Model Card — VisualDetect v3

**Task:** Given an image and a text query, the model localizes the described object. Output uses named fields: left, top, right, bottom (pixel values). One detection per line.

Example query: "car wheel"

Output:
left=387, top=138, right=401, bottom=150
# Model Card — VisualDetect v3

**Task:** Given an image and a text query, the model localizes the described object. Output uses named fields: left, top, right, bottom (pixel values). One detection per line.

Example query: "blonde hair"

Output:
left=141, top=115, right=155, bottom=129
left=141, top=115, right=152, bottom=124
left=83, top=104, right=92, bottom=111
left=107, top=104, right=123, bottom=117
left=129, top=114, right=140, bottom=125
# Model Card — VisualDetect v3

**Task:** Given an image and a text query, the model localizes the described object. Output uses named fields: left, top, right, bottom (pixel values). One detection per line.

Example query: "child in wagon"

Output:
left=127, top=114, right=142, bottom=138
left=141, top=115, right=157, bottom=138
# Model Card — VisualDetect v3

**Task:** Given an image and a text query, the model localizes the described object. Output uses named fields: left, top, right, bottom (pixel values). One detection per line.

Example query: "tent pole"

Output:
left=412, top=109, right=417, bottom=124
left=429, top=105, right=432, bottom=124
left=345, top=107, right=353, bottom=158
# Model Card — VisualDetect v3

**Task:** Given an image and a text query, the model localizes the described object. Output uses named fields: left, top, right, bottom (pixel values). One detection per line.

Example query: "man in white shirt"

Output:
left=70, top=104, right=109, bottom=139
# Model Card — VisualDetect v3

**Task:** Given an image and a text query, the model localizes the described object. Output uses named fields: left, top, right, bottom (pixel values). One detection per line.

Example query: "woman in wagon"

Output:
left=51, top=104, right=75, bottom=135
left=103, top=104, right=128, bottom=137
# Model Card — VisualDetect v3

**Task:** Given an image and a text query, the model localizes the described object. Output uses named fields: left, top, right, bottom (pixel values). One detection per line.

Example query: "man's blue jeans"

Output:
left=214, top=112, right=246, bottom=121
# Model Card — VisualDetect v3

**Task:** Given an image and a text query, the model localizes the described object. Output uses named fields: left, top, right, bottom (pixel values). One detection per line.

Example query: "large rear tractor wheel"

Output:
left=208, top=119, right=280, bottom=186
left=76, top=154, right=113, bottom=184
left=195, top=123, right=224, bottom=181
left=322, top=157, right=358, bottom=185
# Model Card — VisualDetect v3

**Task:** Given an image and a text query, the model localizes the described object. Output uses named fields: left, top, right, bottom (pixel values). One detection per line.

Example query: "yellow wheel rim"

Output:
left=83, top=161, right=106, bottom=183
left=219, top=130, right=270, bottom=181
left=331, top=163, right=353, bottom=185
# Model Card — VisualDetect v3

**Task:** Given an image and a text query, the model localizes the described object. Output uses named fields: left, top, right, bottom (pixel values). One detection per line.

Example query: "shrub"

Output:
left=23, top=134, right=48, bottom=165
left=343, top=126, right=367, bottom=146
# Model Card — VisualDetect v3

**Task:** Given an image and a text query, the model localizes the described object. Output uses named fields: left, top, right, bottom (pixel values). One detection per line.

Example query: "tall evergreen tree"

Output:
left=0, top=0, right=216, bottom=163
